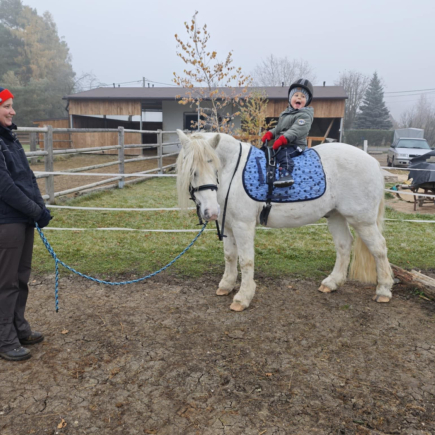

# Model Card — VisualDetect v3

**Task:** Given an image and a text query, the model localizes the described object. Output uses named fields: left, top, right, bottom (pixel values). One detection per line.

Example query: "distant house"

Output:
left=34, top=86, right=347, bottom=154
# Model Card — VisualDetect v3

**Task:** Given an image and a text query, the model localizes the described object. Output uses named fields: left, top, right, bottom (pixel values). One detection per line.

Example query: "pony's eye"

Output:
left=207, top=159, right=213, bottom=163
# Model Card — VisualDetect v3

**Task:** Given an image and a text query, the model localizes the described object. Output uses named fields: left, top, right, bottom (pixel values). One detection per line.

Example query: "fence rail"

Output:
left=20, top=126, right=181, bottom=203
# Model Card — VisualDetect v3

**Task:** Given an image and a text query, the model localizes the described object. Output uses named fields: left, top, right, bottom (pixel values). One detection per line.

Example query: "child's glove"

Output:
left=261, top=131, right=273, bottom=143
left=272, top=135, right=288, bottom=150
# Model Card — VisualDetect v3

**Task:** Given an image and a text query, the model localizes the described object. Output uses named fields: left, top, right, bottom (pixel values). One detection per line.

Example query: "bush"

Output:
left=343, top=129, right=394, bottom=147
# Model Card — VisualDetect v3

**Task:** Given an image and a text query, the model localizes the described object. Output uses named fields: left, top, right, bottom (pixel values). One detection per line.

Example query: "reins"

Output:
left=189, top=142, right=243, bottom=241
left=218, top=142, right=243, bottom=241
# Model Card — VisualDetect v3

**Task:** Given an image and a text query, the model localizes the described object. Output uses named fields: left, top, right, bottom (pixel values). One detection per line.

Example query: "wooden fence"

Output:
left=19, top=126, right=180, bottom=204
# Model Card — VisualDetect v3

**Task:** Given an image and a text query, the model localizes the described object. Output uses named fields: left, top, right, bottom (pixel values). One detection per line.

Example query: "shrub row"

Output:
left=343, top=129, right=394, bottom=147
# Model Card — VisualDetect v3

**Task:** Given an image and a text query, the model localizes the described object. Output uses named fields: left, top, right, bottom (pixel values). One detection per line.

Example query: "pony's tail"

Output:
left=348, top=197, right=385, bottom=284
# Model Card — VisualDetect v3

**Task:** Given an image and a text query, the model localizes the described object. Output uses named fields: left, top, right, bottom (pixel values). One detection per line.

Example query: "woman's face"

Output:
left=0, top=98, right=16, bottom=128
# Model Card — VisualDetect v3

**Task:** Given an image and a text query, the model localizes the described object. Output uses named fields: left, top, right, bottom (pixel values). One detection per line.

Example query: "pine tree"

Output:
left=354, top=72, right=392, bottom=130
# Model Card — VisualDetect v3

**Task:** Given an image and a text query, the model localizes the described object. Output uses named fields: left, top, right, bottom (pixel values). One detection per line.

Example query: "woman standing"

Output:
left=0, top=87, right=52, bottom=361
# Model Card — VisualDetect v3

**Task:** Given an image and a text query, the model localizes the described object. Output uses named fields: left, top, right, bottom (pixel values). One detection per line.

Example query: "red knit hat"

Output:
left=0, top=88, right=14, bottom=105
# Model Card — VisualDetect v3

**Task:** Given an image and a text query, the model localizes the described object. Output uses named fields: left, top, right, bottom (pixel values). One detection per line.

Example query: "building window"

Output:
left=184, top=112, right=206, bottom=131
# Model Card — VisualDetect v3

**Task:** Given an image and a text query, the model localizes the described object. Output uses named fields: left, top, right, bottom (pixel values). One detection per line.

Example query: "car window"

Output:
left=397, top=139, right=431, bottom=149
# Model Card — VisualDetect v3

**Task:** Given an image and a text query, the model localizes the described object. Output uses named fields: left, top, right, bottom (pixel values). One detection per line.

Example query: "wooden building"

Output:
left=36, top=85, right=347, bottom=153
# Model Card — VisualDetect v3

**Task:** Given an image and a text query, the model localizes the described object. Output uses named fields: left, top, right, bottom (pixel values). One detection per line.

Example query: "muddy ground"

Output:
left=1, top=273, right=434, bottom=435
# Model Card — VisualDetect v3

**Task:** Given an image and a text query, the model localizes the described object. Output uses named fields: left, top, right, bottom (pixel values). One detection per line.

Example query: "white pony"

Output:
left=176, top=130, right=393, bottom=311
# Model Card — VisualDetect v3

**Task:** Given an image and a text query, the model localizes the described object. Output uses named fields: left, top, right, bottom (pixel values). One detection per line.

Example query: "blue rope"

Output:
left=36, top=223, right=208, bottom=312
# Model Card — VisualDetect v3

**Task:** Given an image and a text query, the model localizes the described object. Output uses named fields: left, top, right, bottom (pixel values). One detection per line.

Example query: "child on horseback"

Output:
left=261, top=79, right=314, bottom=187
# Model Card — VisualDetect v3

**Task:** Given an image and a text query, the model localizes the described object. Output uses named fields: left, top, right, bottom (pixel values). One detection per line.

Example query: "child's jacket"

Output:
left=270, top=106, right=314, bottom=149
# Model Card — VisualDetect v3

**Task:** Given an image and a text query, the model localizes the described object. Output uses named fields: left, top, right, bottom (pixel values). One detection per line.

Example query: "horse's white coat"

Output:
left=176, top=131, right=394, bottom=310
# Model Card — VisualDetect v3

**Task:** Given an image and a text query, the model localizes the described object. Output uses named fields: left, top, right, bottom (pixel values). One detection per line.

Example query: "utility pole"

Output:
left=143, top=77, right=145, bottom=87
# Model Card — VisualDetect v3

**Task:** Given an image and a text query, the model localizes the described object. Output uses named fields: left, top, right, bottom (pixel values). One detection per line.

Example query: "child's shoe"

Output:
left=274, top=169, right=294, bottom=187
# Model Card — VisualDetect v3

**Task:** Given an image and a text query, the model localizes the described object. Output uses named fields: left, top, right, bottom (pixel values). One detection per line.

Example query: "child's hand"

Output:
left=261, top=131, right=273, bottom=143
left=272, top=136, right=288, bottom=150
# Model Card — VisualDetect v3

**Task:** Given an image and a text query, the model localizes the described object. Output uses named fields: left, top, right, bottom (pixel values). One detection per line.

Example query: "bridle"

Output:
left=188, top=142, right=243, bottom=242
left=189, top=183, right=219, bottom=226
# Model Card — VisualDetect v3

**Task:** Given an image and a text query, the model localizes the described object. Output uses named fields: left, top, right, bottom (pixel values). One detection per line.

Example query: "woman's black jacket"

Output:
left=0, top=123, right=44, bottom=225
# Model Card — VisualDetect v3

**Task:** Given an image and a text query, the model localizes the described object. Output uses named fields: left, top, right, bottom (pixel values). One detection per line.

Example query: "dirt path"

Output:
left=1, top=274, right=434, bottom=434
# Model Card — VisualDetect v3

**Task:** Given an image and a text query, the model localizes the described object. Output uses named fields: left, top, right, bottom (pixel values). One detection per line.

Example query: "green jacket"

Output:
left=270, top=106, right=314, bottom=149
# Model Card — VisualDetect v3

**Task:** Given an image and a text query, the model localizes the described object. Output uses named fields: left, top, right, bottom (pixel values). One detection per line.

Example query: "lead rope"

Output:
left=36, top=222, right=208, bottom=312
left=217, top=142, right=243, bottom=241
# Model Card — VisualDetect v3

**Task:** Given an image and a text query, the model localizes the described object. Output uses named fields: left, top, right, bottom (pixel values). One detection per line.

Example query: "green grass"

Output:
left=32, top=178, right=435, bottom=279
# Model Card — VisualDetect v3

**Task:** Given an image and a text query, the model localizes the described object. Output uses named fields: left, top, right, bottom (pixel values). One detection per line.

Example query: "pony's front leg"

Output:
left=230, top=222, right=256, bottom=312
left=217, top=226, right=238, bottom=296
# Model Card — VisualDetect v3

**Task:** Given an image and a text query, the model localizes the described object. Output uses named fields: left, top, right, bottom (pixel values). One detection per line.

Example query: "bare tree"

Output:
left=235, top=90, right=276, bottom=148
left=173, top=12, right=252, bottom=133
left=400, top=95, right=435, bottom=147
left=334, top=70, right=369, bottom=130
left=251, top=55, right=316, bottom=87
left=72, top=72, right=101, bottom=93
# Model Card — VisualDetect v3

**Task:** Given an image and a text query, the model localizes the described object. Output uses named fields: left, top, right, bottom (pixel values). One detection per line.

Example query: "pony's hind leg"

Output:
left=319, top=212, right=353, bottom=293
left=350, top=223, right=393, bottom=302
left=217, top=225, right=238, bottom=296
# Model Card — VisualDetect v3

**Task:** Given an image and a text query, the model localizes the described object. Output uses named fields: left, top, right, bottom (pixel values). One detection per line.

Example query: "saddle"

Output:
left=242, top=145, right=326, bottom=225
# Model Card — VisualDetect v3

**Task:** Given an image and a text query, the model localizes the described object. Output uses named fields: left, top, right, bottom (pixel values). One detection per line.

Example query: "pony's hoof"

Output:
left=372, top=295, right=391, bottom=303
left=318, top=284, right=333, bottom=293
left=216, top=288, right=231, bottom=296
left=230, top=302, right=245, bottom=312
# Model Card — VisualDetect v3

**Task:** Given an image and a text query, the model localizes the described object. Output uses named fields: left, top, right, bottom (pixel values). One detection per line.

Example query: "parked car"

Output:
left=387, top=138, right=432, bottom=167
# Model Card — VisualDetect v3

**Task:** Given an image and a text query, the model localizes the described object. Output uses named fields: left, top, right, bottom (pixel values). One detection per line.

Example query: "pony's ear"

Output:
left=177, top=129, right=190, bottom=147
left=209, top=134, right=220, bottom=149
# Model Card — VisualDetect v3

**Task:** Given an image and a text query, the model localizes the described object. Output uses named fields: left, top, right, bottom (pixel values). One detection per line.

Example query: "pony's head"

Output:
left=176, top=130, right=221, bottom=222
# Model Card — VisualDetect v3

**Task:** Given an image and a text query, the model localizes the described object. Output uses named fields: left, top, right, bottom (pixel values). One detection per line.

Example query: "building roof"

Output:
left=65, top=86, right=347, bottom=101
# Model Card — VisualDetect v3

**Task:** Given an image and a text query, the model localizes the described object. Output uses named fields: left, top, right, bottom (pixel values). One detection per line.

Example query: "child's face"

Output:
left=290, top=91, right=307, bottom=110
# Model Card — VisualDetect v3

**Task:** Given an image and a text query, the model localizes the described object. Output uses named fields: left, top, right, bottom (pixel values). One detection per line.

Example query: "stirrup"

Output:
left=274, top=176, right=294, bottom=187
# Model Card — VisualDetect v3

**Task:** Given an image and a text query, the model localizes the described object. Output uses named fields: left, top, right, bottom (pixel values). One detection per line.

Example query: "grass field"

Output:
left=32, top=177, right=435, bottom=279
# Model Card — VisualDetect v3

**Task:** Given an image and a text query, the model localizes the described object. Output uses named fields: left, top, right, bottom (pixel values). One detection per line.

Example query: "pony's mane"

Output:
left=176, top=134, right=221, bottom=210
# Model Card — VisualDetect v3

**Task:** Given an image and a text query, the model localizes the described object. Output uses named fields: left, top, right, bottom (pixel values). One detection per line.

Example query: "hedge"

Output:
left=343, top=129, right=394, bottom=147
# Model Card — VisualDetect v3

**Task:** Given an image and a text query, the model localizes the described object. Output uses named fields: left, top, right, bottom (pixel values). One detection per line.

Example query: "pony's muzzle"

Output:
left=203, top=206, right=220, bottom=222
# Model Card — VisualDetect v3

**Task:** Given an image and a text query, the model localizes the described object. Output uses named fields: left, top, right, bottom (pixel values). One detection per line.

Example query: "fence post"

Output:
left=157, top=129, right=163, bottom=174
left=118, top=126, right=125, bottom=188
left=29, top=131, right=37, bottom=165
left=44, top=125, right=55, bottom=204
left=363, top=140, right=368, bottom=153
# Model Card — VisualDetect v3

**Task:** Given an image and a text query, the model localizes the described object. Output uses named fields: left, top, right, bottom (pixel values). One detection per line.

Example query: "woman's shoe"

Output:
left=0, top=346, right=31, bottom=361
left=19, top=332, right=44, bottom=345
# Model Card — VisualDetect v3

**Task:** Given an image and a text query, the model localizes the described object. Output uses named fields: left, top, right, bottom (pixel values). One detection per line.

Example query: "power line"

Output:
left=384, top=87, right=435, bottom=94
left=384, top=90, right=435, bottom=99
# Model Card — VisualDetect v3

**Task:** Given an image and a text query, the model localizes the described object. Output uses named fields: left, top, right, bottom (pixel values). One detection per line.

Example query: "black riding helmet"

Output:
left=288, top=79, right=314, bottom=106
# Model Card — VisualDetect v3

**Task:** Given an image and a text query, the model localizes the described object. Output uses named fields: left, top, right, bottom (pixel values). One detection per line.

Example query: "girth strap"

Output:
left=259, top=143, right=276, bottom=226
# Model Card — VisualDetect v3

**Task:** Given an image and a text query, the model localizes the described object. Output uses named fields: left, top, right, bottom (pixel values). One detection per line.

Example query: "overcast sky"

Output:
left=24, top=0, right=435, bottom=119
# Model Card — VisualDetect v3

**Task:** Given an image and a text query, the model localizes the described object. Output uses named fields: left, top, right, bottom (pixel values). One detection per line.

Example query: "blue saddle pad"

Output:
left=242, top=146, right=326, bottom=203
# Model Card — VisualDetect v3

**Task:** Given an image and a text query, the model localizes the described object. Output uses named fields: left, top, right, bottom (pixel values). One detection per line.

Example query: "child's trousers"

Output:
left=275, top=145, right=301, bottom=175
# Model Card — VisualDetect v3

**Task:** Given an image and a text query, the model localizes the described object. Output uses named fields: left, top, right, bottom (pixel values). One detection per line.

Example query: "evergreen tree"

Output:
left=0, top=0, right=75, bottom=126
left=354, top=72, right=392, bottom=130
